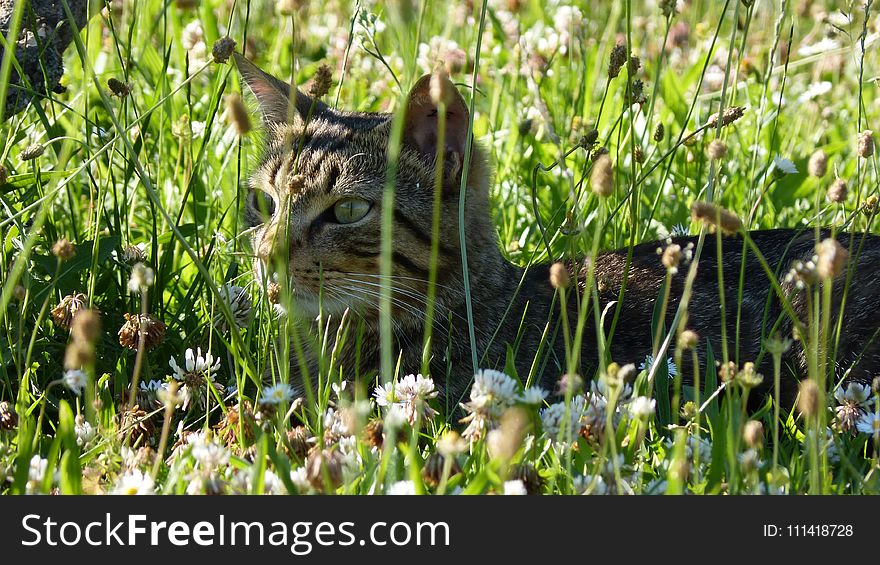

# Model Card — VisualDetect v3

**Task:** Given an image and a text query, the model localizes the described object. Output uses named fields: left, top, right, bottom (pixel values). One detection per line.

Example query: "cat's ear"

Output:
left=233, top=53, right=320, bottom=124
left=402, top=71, right=470, bottom=187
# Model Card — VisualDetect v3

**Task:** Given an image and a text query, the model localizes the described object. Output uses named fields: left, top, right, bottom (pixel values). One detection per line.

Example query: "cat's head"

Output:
left=236, top=55, right=497, bottom=324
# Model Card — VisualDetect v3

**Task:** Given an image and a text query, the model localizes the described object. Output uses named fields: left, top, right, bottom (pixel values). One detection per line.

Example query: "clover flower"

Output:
left=63, top=369, right=88, bottom=396
left=113, top=469, right=156, bottom=495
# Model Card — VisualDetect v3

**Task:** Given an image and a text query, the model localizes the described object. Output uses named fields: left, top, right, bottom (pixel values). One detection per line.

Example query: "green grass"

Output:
left=1, top=0, right=879, bottom=495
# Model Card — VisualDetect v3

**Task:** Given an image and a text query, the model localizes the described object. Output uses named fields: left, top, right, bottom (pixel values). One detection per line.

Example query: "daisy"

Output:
left=259, top=383, right=295, bottom=406
left=113, top=469, right=156, bottom=495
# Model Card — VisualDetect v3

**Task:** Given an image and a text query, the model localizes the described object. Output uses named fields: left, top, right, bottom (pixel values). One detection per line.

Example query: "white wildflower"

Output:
left=503, top=480, right=528, bottom=495
left=629, top=396, right=656, bottom=420
left=113, top=469, right=156, bottom=495
left=127, top=262, right=155, bottom=293
left=518, top=387, right=549, bottom=406
left=213, top=284, right=252, bottom=332
left=63, top=369, right=87, bottom=396
left=259, top=383, right=295, bottom=406
left=387, top=480, right=416, bottom=495
left=773, top=156, right=798, bottom=176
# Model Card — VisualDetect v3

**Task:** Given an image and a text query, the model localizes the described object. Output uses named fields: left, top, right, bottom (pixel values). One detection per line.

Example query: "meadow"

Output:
left=1, top=0, right=879, bottom=495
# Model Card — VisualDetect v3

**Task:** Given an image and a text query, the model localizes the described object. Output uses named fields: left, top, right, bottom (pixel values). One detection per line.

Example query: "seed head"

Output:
left=707, top=139, right=727, bottom=161
left=815, top=238, right=848, bottom=280
left=121, top=244, right=147, bottom=264
left=808, top=150, right=827, bottom=178
left=857, top=130, right=874, bottom=158
left=608, top=44, right=627, bottom=78
left=225, top=93, right=252, bottom=136
left=704, top=106, right=745, bottom=129
left=579, top=129, right=599, bottom=149
left=661, top=243, right=682, bottom=272
left=309, top=64, right=333, bottom=99
left=549, top=262, right=570, bottom=289
left=212, top=36, right=237, bottom=64
left=660, top=0, right=677, bottom=18
left=678, top=329, right=699, bottom=350
left=690, top=201, right=742, bottom=235
left=70, top=309, right=101, bottom=345
left=827, top=178, right=847, bottom=203
left=108, top=78, right=131, bottom=98
left=267, top=282, right=281, bottom=305
left=797, top=379, right=820, bottom=419
left=864, top=195, right=879, bottom=216
left=118, top=313, right=167, bottom=351
left=21, top=143, right=45, bottom=161
left=590, top=154, right=614, bottom=197
left=51, top=238, right=76, bottom=261
left=653, top=123, right=665, bottom=143
left=633, top=145, right=645, bottom=163
left=305, top=448, right=343, bottom=491
left=0, top=165, right=7, bottom=184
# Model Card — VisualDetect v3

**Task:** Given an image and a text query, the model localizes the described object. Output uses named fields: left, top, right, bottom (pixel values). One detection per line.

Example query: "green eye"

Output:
left=333, top=198, right=371, bottom=224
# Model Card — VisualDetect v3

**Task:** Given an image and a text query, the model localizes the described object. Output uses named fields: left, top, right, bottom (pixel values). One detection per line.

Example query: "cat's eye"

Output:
left=248, top=190, right=276, bottom=220
left=333, top=198, right=371, bottom=224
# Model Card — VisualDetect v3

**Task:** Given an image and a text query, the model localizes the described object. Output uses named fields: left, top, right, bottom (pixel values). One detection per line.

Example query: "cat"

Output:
left=235, top=53, right=880, bottom=413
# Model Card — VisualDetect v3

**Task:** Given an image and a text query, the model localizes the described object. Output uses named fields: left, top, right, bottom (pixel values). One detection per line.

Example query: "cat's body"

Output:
left=236, top=55, right=880, bottom=410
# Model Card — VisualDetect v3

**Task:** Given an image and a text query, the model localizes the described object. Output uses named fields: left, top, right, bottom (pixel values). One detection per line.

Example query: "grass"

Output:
left=1, top=0, right=880, bottom=495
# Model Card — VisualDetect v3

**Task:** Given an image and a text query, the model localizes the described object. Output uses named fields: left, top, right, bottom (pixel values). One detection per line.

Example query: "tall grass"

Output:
left=0, top=0, right=879, bottom=495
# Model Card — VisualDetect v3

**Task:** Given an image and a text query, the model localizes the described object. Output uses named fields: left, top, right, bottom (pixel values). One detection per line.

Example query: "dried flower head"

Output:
left=267, top=282, right=281, bottom=305
left=362, top=419, right=384, bottom=450
left=107, top=78, right=131, bottom=98
left=736, top=362, right=764, bottom=389
left=785, top=256, right=818, bottom=290
left=704, top=106, right=745, bottom=129
left=633, top=145, right=645, bottom=163
left=690, top=201, right=742, bottom=235
left=121, top=244, right=147, bottom=264
left=118, top=313, right=167, bottom=350
left=797, top=379, right=820, bottom=419
left=51, top=292, right=89, bottom=330
left=660, top=0, right=677, bottom=18
left=808, top=150, right=828, bottom=178
left=549, top=262, right=570, bottom=289
left=827, top=178, right=847, bottom=203
left=51, top=238, right=76, bottom=261
left=707, top=139, right=727, bottom=161
left=225, top=93, right=252, bottom=136
left=815, top=238, right=848, bottom=280
left=305, top=448, right=344, bottom=491
left=0, top=400, right=19, bottom=431
left=21, top=143, right=45, bottom=161
left=590, top=154, right=614, bottom=197
left=117, top=405, right=156, bottom=446
left=864, top=195, right=879, bottom=216
left=0, top=165, right=7, bottom=184
left=309, top=64, right=333, bottom=99
left=286, top=425, right=314, bottom=459
left=579, top=129, right=599, bottom=149
left=212, top=36, right=237, bottom=63
left=857, top=130, right=874, bottom=158
left=608, top=44, right=627, bottom=78
left=421, top=452, right=460, bottom=487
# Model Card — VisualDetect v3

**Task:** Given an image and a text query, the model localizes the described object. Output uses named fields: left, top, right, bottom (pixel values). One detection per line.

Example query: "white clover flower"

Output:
left=374, top=374, right=438, bottom=426
left=28, top=455, right=48, bottom=483
left=259, top=383, right=295, bottom=406
left=290, top=467, right=312, bottom=493
left=262, top=469, right=287, bottom=495
left=629, top=396, right=656, bottom=420
left=541, top=395, right=586, bottom=438
left=503, top=479, right=528, bottom=495
left=113, top=469, right=156, bottom=495
left=834, top=383, right=873, bottom=408
left=74, top=416, right=96, bottom=447
left=188, top=433, right=230, bottom=469
left=857, top=412, right=880, bottom=436
left=469, top=369, right=519, bottom=413
left=127, top=262, right=155, bottom=293
left=213, top=284, right=252, bottom=332
left=553, top=5, right=584, bottom=42
left=387, top=480, right=416, bottom=495
left=518, top=387, right=549, bottom=406
left=773, top=156, right=798, bottom=176
left=63, top=369, right=88, bottom=396
left=170, top=347, right=221, bottom=381
left=384, top=404, right=408, bottom=429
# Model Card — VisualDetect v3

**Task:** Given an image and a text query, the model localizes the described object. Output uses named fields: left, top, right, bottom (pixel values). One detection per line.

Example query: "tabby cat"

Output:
left=236, top=54, right=880, bottom=411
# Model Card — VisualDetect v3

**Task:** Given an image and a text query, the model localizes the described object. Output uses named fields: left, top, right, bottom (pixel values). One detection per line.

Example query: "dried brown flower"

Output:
left=827, top=178, right=847, bottom=203
left=225, top=93, right=252, bottom=136
left=305, top=448, right=344, bottom=491
left=653, top=123, right=665, bottom=143
left=690, top=201, right=742, bottom=235
left=70, top=308, right=101, bottom=345
left=797, top=379, right=820, bottom=419
left=116, top=404, right=156, bottom=446
left=704, top=106, right=745, bottom=129
left=309, top=64, right=333, bottom=99
left=707, top=139, right=727, bottom=161
left=857, top=130, right=874, bottom=158
left=287, top=425, right=314, bottom=459
left=51, top=239, right=76, bottom=261
left=608, top=44, right=627, bottom=78
left=51, top=292, right=89, bottom=330
left=118, top=313, right=167, bottom=351
left=21, top=143, right=45, bottom=161
left=107, top=78, right=131, bottom=98
left=549, top=262, right=570, bottom=289
left=678, top=329, right=699, bottom=350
